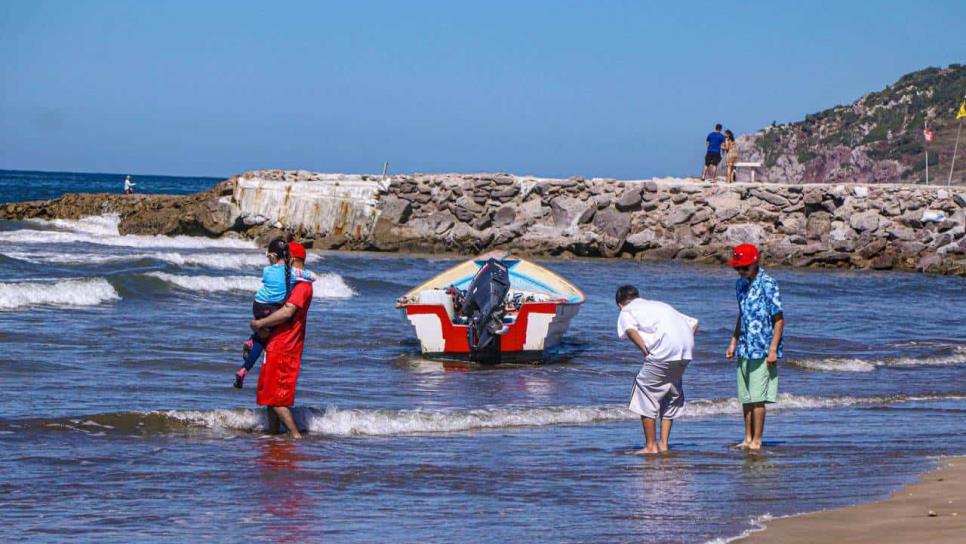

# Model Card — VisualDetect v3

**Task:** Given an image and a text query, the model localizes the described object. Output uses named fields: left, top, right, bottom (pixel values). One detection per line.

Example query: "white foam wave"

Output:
left=311, top=272, right=356, bottom=298
left=310, top=404, right=630, bottom=436
left=147, top=272, right=355, bottom=298
left=164, top=393, right=965, bottom=437
left=147, top=272, right=261, bottom=293
left=4, top=214, right=255, bottom=249
left=3, top=250, right=266, bottom=269
left=28, top=214, right=123, bottom=236
left=788, top=347, right=966, bottom=372
left=0, top=278, right=120, bottom=310
left=166, top=408, right=262, bottom=431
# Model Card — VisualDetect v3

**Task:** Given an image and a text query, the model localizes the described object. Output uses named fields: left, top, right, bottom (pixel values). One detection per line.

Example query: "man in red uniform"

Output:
left=250, top=241, right=313, bottom=439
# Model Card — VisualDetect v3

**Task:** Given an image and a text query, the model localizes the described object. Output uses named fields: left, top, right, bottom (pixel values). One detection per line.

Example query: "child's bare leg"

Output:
left=235, top=327, right=274, bottom=387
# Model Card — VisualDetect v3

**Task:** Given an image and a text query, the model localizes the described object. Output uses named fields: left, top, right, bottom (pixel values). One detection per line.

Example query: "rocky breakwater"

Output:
left=373, top=174, right=966, bottom=275
left=0, top=180, right=237, bottom=236
left=1, top=170, right=964, bottom=275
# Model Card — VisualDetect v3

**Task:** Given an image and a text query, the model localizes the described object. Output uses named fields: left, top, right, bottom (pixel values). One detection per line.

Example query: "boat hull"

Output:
left=403, top=300, right=581, bottom=364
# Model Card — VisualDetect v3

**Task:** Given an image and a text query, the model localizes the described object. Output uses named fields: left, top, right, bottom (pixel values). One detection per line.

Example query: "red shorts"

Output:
left=256, top=350, right=301, bottom=407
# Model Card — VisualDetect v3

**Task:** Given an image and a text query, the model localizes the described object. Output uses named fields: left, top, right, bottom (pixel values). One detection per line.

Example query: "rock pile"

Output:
left=372, top=174, right=965, bottom=275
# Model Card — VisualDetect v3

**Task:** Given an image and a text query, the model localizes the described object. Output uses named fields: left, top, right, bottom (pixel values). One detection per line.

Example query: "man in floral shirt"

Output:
left=725, top=244, right=785, bottom=451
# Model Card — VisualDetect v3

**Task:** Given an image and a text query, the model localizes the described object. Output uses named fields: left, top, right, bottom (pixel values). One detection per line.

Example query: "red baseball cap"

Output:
left=287, top=241, right=307, bottom=261
left=727, top=243, right=759, bottom=268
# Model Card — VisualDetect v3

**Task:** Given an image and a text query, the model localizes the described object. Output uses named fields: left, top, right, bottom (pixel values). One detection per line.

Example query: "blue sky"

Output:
left=1, top=1, right=964, bottom=179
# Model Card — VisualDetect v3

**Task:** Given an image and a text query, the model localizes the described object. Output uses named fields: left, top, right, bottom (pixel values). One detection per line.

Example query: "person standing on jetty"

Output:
left=616, top=285, right=699, bottom=455
left=722, top=129, right=738, bottom=183
left=250, top=241, right=314, bottom=439
left=123, top=175, right=136, bottom=194
left=725, top=243, right=785, bottom=451
left=701, top=124, right=726, bottom=181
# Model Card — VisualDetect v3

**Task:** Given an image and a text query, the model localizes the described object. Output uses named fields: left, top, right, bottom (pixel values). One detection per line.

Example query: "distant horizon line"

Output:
left=0, top=166, right=679, bottom=181
left=0, top=167, right=229, bottom=180
left=0, top=167, right=232, bottom=180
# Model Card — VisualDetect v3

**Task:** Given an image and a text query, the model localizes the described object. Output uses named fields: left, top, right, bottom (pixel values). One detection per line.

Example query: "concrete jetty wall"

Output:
left=231, top=171, right=385, bottom=241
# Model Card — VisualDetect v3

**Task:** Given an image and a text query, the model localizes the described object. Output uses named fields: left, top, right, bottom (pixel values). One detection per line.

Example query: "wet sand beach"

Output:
left=739, top=456, right=965, bottom=543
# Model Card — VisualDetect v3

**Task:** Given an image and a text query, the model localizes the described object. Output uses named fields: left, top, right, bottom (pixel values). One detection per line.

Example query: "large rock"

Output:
left=492, top=205, right=517, bottom=227
left=805, top=213, right=832, bottom=240
left=720, top=223, right=767, bottom=245
left=550, top=196, right=593, bottom=228
left=492, top=185, right=520, bottom=201
left=454, top=195, right=483, bottom=213
left=750, top=189, right=790, bottom=208
left=665, top=206, right=695, bottom=226
left=715, top=206, right=741, bottom=222
left=625, top=228, right=659, bottom=250
left=378, top=196, right=412, bottom=225
left=779, top=213, right=805, bottom=235
left=615, top=189, right=643, bottom=211
left=850, top=211, right=880, bottom=232
left=593, top=207, right=631, bottom=238
left=452, top=195, right=484, bottom=222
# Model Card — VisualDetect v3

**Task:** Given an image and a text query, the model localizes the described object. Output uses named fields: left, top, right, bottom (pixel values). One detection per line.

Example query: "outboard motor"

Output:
left=461, top=258, right=510, bottom=362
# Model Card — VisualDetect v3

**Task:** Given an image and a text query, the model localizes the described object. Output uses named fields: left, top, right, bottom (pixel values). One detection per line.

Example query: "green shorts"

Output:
left=737, top=357, right=778, bottom=404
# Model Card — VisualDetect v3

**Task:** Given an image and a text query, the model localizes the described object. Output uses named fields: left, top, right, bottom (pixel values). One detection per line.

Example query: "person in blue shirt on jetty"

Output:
left=233, top=238, right=316, bottom=389
left=725, top=243, right=785, bottom=451
left=701, top=124, right=727, bottom=181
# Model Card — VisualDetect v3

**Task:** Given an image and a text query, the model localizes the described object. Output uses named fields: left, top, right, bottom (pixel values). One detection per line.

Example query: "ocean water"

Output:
left=1, top=176, right=965, bottom=543
left=0, top=169, right=221, bottom=203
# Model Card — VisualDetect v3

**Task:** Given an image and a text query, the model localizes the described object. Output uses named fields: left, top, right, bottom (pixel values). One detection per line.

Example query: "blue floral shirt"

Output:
left=736, top=268, right=784, bottom=360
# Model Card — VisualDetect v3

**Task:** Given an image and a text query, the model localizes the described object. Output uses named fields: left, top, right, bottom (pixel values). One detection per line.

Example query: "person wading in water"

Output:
left=249, top=241, right=314, bottom=439
left=725, top=244, right=785, bottom=451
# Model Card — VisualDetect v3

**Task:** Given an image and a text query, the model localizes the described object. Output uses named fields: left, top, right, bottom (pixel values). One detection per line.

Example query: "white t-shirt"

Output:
left=617, top=298, right=697, bottom=363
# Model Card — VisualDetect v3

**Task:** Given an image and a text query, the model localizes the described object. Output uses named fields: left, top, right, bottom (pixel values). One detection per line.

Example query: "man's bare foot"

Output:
left=628, top=447, right=660, bottom=455
left=747, top=441, right=762, bottom=451
left=289, top=431, right=303, bottom=440
left=658, top=443, right=669, bottom=453
left=733, top=441, right=750, bottom=449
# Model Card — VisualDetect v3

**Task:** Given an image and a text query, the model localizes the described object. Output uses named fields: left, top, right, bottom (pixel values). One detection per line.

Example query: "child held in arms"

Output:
left=234, top=238, right=316, bottom=388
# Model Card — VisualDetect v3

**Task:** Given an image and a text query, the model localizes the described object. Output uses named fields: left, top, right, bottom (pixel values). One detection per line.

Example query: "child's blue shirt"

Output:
left=254, top=264, right=316, bottom=303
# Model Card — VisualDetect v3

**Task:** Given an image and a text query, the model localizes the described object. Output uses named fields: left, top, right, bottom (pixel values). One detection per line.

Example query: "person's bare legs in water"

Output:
left=633, top=417, right=675, bottom=454
left=635, top=416, right=660, bottom=455
left=659, top=418, right=673, bottom=453
left=748, top=402, right=765, bottom=450
left=735, top=403, right=753, bottom=448
left=734, top=402, right=766, bottom=449
left=267, top=406, right=302, bottom=439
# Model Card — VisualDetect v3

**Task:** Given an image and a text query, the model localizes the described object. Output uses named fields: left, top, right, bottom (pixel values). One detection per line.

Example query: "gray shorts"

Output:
left=629, top=359, right=690, bottom=419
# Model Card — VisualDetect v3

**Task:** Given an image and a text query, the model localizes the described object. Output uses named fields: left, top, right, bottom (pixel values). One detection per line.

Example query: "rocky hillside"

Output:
left=738, top=64, right=966, bottom=184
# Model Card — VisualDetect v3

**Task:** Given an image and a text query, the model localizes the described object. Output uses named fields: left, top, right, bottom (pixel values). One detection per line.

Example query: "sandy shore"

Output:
left=738, top=456, right=964, bottom=543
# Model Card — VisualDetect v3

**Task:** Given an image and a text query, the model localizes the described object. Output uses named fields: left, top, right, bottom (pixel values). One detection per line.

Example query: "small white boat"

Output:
left=396, top=251, right=585, bottom=363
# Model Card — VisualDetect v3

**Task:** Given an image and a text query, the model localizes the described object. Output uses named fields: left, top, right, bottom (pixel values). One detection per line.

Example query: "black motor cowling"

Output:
left=461, top=258, right=510, bottom=361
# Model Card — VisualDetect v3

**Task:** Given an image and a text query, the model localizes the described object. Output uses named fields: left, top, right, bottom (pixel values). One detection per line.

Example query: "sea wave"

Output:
left=28, top=214, right=125, bottom=236
left=147, top=272, right=356, bottom=298
left=11, top=393, right=963, bottom=437
left=2, top=214, right=255, bottom=249
left=0, top=278, right=120, bottom=310
left=787, top=346, right=966, bottom=372
left=2, top=250, right=266, bottom=269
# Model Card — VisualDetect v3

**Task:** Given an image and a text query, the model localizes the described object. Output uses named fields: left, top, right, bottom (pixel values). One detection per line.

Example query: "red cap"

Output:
left=287, top=241, right=307, bottom=261
left=727, top=243, right=759, bottom=268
